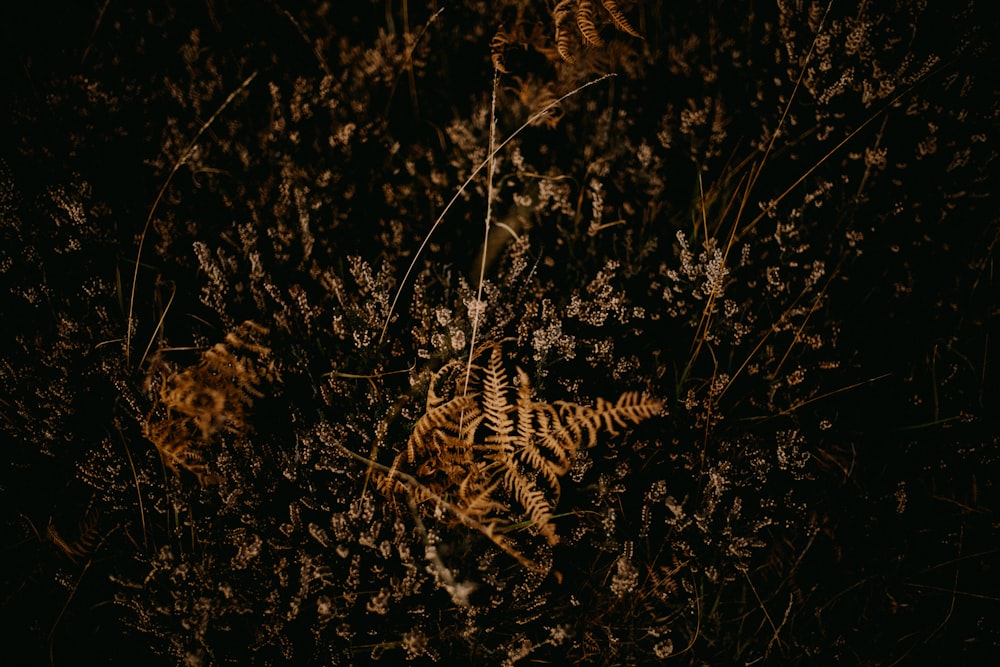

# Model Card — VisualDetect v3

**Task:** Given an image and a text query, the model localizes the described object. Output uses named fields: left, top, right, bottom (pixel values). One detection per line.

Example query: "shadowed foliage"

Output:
left=1, top=1, right=997, bottom=665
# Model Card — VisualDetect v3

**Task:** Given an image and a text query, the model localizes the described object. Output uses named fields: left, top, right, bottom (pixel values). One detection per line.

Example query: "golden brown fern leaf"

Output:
left=490, top=29, right=514, bottom=73
left=556, top=391, right=664, bottom=441
left=143, top=321, right=276, bottom=483
left=602, top=0, right=642, bottom=38
left=480, top=343, right=516, bottom=436
left=551, top=0, right=643, bottom=63
left=380, top=342, right=663, bottom=561
left=144, top=417, right=210, bottom=479
left=553, top=0, right=578, bottom=63
left=577, top=0, right=605, bottom=47
left=47, top=506, right=101, bottom=563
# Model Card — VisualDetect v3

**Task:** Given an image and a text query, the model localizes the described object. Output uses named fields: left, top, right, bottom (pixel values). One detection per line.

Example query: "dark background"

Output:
left=2, top=1, right=997, bottom=665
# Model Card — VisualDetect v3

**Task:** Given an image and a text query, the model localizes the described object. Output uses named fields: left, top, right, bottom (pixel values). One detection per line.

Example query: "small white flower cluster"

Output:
left=344, top=255, right=394, bottom=348
left=531, top=320, right=576, bottom=363
left=566, top=259, right=636, bottom=327
left=536, top=177, right=575, bottom=216
left=776, top=429, right=812, bottom=479
left=661, top=231, right=731, bottom=316
left=610, top=542, right=639, bottom=598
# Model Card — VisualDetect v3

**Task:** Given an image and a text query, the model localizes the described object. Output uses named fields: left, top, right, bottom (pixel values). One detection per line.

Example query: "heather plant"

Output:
left=2, top=1, right=997, bottom=665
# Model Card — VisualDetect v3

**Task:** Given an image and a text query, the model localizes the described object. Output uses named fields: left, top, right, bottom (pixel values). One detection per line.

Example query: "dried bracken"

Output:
left=46, top=506, right=102, bottom=563
left=553, top=0, right=642, bottom=63
left=381, top=343, right=661, bottom=556
left=2, top=1, right=994, bottom=664
left=143, top=321, right=277, bottom=481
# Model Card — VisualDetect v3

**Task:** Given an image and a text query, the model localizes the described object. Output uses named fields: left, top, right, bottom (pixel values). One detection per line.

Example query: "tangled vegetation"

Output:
left=2, top=1, right=996, bottom=665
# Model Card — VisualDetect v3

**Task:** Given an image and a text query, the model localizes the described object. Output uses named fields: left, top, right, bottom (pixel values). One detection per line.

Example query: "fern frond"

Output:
left=554, top=0, right=577, bottom=63
left=458, top=473, right=508, bottom=519
left=577, top=0, right=605, bottom=47
left=504, top=466, right=558, bottom=544
left=490, top=29, right=512, bottom=73
left=593, top=392, right=664, bottom=433
left=481, top=344, right=515, bottom=436
left=143, top=321, right=274, bottom=484
left=383, top=342, right=662, bottom=567
left=47, top=508, right=101, bottom=563
left=602, top=0, right=642, bottom=38
left=556, top=392, right=662, bottom=439
left=408, top=393, right=478, bottom=461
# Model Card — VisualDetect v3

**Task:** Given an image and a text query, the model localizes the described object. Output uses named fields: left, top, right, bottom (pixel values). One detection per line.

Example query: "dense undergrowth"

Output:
left=1, top=1, right=997, bottom=665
